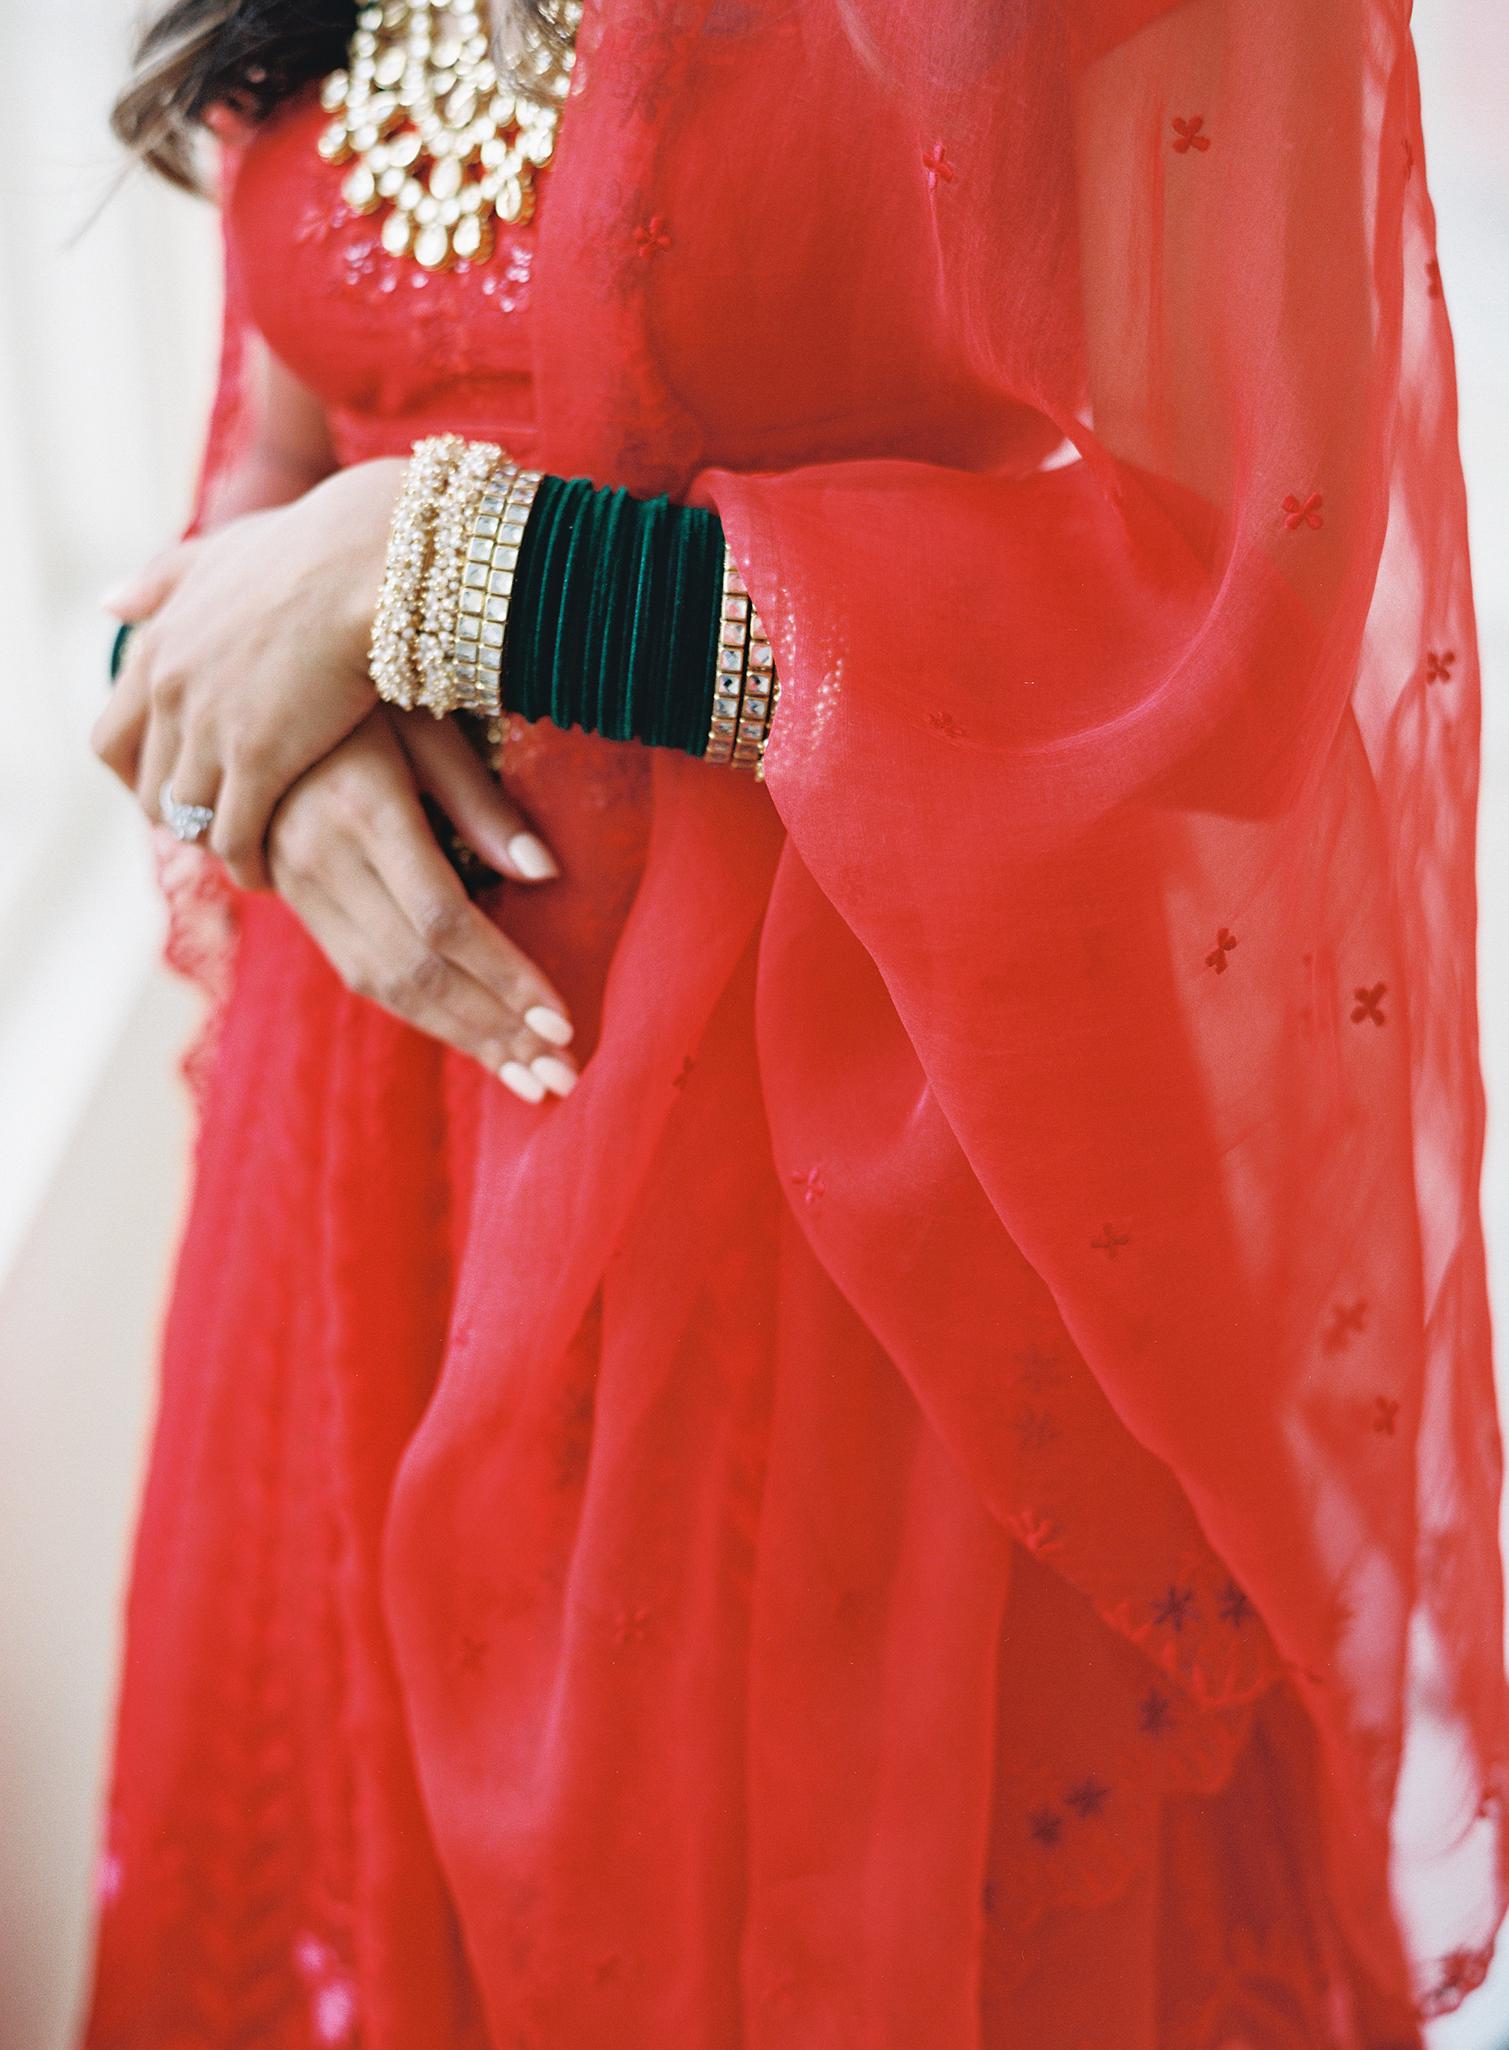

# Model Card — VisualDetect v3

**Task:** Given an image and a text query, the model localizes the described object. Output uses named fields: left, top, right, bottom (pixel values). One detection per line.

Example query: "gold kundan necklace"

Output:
left=318, top=0, right=582, bottom=269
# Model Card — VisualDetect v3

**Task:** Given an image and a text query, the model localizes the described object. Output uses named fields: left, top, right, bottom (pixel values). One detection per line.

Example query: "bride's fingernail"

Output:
left=507, top=832, right=560, bottom=881
left=531, top=1055, right=577, bottom=1099
left=524, top=1004, right=573, bottom=1047
left=500, top=1060, right=547, bottom=1104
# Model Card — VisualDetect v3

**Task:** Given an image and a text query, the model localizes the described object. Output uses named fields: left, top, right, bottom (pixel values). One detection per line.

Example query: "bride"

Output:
left=84, top=1, right=1508, bottom=2043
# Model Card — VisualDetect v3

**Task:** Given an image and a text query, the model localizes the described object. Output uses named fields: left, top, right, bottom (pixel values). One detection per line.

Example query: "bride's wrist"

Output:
left=366, top=435, right=780, bottom=775
left=299, top=457, right=409, bottom=679
left=370, top=437, right=517, bottom=718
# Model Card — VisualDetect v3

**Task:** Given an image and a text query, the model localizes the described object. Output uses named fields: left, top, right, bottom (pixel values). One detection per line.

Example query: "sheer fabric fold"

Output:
left=86, top=1, right=1506, bottom=2043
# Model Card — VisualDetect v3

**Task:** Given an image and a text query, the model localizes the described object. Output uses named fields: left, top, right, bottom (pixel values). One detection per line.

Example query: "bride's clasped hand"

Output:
left=91, top=458, right=580, bottom=1102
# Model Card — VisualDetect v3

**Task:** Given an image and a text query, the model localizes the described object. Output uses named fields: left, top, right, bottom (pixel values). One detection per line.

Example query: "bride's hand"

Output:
left=92, top=458, right=408, bottom=890
left=265, top=705, right=580, bottom=1103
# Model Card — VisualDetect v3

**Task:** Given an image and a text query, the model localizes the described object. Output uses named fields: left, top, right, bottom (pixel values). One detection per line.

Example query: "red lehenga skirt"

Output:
left=82, top=851, right=1459, bottom=2050
left=83, top=2, right=1509, bottom=2045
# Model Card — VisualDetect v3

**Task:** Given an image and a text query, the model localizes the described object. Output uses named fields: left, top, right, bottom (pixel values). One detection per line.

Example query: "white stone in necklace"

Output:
left=318, top=0, right=581, bottom=269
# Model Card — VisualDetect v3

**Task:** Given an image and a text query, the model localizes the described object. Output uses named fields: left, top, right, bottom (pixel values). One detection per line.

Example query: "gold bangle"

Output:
left=454, top=467, right=541, bottom=718
left=451, top=459, right=518, bottom=713
left=735, top=583, right=776, bottom=779
left=369, top=434, right=467, bottom=710
left=709, top=546, right=778, bottom=778
left=419, top=439, right=506, bottom=715
left=706, top=550, right=748, bottom=764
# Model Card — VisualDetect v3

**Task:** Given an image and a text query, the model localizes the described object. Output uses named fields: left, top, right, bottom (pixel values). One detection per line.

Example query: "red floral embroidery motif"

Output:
left=1323, top=1299, right=1368, bottom=1351
left=1206, top=927, right=1238, bottom=973
left=1351, top=982, right=1387, bottom=1026
left=1065, top=1775, right=1111, bottom=1818
left=1282, top=491, right=1325, bottom=531
left=1372, top=1395, right=1401, bottom=1436
left=928, top=708, right=964, bottom=738
left=1425, top=647, right=1457, bottom=683
left=922, top=141, right=956, bottom=189
left=1091, top=1223, right=1130, bottom=1259
left=1013, top=1406, right=1060, bottom=1452
left=610, top=1604, right=654, bottom=1647
left=1028, top=1807, right=1064, bottom=1847
left=1218, top=1582, right=1254, bottom=1627
left=633, top=215, right=673, bottom=258
left=1171, top=115, right=1211, bottom=153
left=1138, top=1689, right=1174, bottom=1736
left=790, top=1165, right=827, bottom=1207
left=1152, top=1583, right=1197, bottom=1632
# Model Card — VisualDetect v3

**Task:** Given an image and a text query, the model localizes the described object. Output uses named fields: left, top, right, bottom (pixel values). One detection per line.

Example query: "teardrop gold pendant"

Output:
left=318, top=0, right=580, bottom=270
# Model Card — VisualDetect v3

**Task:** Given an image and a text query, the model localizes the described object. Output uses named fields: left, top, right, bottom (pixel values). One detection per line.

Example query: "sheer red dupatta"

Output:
left=118, top=0, right=1506, bottom=2039
left=517, top=0, right=1507, bottom=2022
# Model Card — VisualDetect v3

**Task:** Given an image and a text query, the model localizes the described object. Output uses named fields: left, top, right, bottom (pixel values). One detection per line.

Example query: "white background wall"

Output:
left=0, top=4, right=1503, bottom=2048
left=0, top=8, right=216, bottom=2046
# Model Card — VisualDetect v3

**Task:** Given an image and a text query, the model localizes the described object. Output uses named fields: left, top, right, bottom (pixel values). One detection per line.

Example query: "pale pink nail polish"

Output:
left=507, top=832, right=559, bottom=882
left=525, top=1004, right=574, bottom=1046
left=532, top=1055, right=578, bottom=1099
left=500, top=1060, right=547, bottom=1104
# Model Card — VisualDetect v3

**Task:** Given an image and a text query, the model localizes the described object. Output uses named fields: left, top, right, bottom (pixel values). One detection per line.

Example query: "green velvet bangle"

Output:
left=108, top=620, right=135, bottom=684
left=501, top=475, right=725, bottom=757
left=620, top=493, right=669, bottom=747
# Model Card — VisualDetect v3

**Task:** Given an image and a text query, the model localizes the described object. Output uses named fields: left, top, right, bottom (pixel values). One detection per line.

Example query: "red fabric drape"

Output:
left=83, top=2, right=1507, bottom=2044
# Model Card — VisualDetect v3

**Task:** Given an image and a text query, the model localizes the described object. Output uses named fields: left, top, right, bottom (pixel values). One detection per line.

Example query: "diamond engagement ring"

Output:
left=159, top=780, right=216, bottom=845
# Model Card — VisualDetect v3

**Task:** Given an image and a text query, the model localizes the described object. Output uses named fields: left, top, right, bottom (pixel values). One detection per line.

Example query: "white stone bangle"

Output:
left=369, top=434, right=468, bottom=711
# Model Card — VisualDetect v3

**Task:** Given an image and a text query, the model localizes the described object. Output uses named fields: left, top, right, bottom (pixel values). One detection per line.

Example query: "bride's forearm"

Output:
left=194, top=348, right=340, bottom=533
